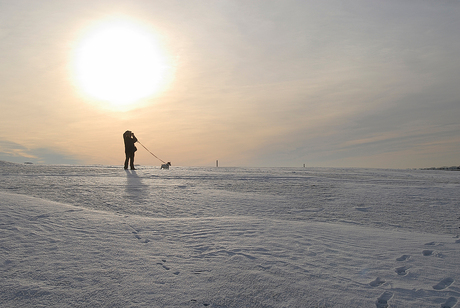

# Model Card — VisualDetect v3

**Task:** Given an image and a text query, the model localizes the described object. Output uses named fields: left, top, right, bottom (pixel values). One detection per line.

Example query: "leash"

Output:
left=137, top=140, right=167, bottom=164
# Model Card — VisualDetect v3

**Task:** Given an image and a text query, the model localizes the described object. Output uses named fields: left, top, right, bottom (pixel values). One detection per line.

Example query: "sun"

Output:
left=73, top=18, right=169, bottom=110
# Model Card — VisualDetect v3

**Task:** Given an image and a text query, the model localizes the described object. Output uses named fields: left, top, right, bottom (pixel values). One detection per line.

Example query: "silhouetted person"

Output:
left=123, top=130, right=138, bottom=170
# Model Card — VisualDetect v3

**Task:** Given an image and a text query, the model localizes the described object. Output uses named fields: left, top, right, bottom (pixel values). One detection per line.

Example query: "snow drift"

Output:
left=1, top=162, right=459, bottom=307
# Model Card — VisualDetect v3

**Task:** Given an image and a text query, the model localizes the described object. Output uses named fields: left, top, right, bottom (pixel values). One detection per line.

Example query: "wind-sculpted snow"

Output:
left=1, top=162, right=460, bottom=307
left=0, top=162, right=459, bottom=235
left=1, top=191, right=460, bottom=307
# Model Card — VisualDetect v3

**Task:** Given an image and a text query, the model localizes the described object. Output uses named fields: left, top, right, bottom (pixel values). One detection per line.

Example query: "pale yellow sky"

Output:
left=1, top=0, right=459, bottom=168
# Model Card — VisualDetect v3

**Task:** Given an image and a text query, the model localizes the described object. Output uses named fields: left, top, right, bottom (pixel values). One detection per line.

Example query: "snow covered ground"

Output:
left=1, top=161, right=460, bottom=307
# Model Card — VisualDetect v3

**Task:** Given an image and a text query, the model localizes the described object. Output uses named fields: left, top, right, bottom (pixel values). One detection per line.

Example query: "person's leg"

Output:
left=124, top=153, right=129, bottom=169
left=130, top=153, right=135, bottom=170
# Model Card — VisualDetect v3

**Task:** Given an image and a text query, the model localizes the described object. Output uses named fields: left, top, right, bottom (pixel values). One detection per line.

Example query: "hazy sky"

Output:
left=1, top=0, right=459, bottom=168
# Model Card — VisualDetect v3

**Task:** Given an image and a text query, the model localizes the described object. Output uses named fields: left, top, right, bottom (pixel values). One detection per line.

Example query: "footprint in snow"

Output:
left=131, top=231, right=150, bottom=243
left=423, top=250, right=434, bottom=256
left=433, top=278, right=454, bottom=290
left=375, top=291, right=393, bottom=308
left=395, top=266, right=409, bottom=276
left=441, top=297, right=457, bottom=308
left=189, top=300, right=208, bottom=306
left=157, top=262, right=170, bottom=271
left=369, top=277, right=385, bottom=287
left=134, top=234, right=149, bottom=243
left=396, top=255, right=411, bottom=261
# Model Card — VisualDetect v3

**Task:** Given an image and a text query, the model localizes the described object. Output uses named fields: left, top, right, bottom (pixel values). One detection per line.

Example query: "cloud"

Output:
left=0, top=1, right=459, bottom=168
left=0, top=141, right=81, bottom=165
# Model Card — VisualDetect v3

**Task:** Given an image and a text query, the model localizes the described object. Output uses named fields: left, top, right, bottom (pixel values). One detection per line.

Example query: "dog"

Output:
left=161, top=162, right=171, bottom=169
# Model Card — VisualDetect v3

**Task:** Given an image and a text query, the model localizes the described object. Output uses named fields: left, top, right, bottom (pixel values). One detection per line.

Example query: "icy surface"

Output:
left=1, top=162, right=459, bottom=234
left=1, top=162, right=460, bottom=307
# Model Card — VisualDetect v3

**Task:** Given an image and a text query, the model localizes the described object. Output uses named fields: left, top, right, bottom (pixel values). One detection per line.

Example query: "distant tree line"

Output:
left=421, top=166, right=460, bottom=171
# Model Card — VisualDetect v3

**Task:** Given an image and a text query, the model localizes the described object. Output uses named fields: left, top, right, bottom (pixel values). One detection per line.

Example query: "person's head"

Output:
left=123, top=130, right=132, bottom=138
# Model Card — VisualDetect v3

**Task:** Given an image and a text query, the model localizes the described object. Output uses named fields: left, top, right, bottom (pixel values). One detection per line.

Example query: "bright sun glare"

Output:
left=74, top=19, right=168, bottom=110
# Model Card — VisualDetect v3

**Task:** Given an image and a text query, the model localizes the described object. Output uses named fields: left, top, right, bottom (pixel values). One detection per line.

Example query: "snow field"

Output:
left=1, top=190, right=460, bottom=307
